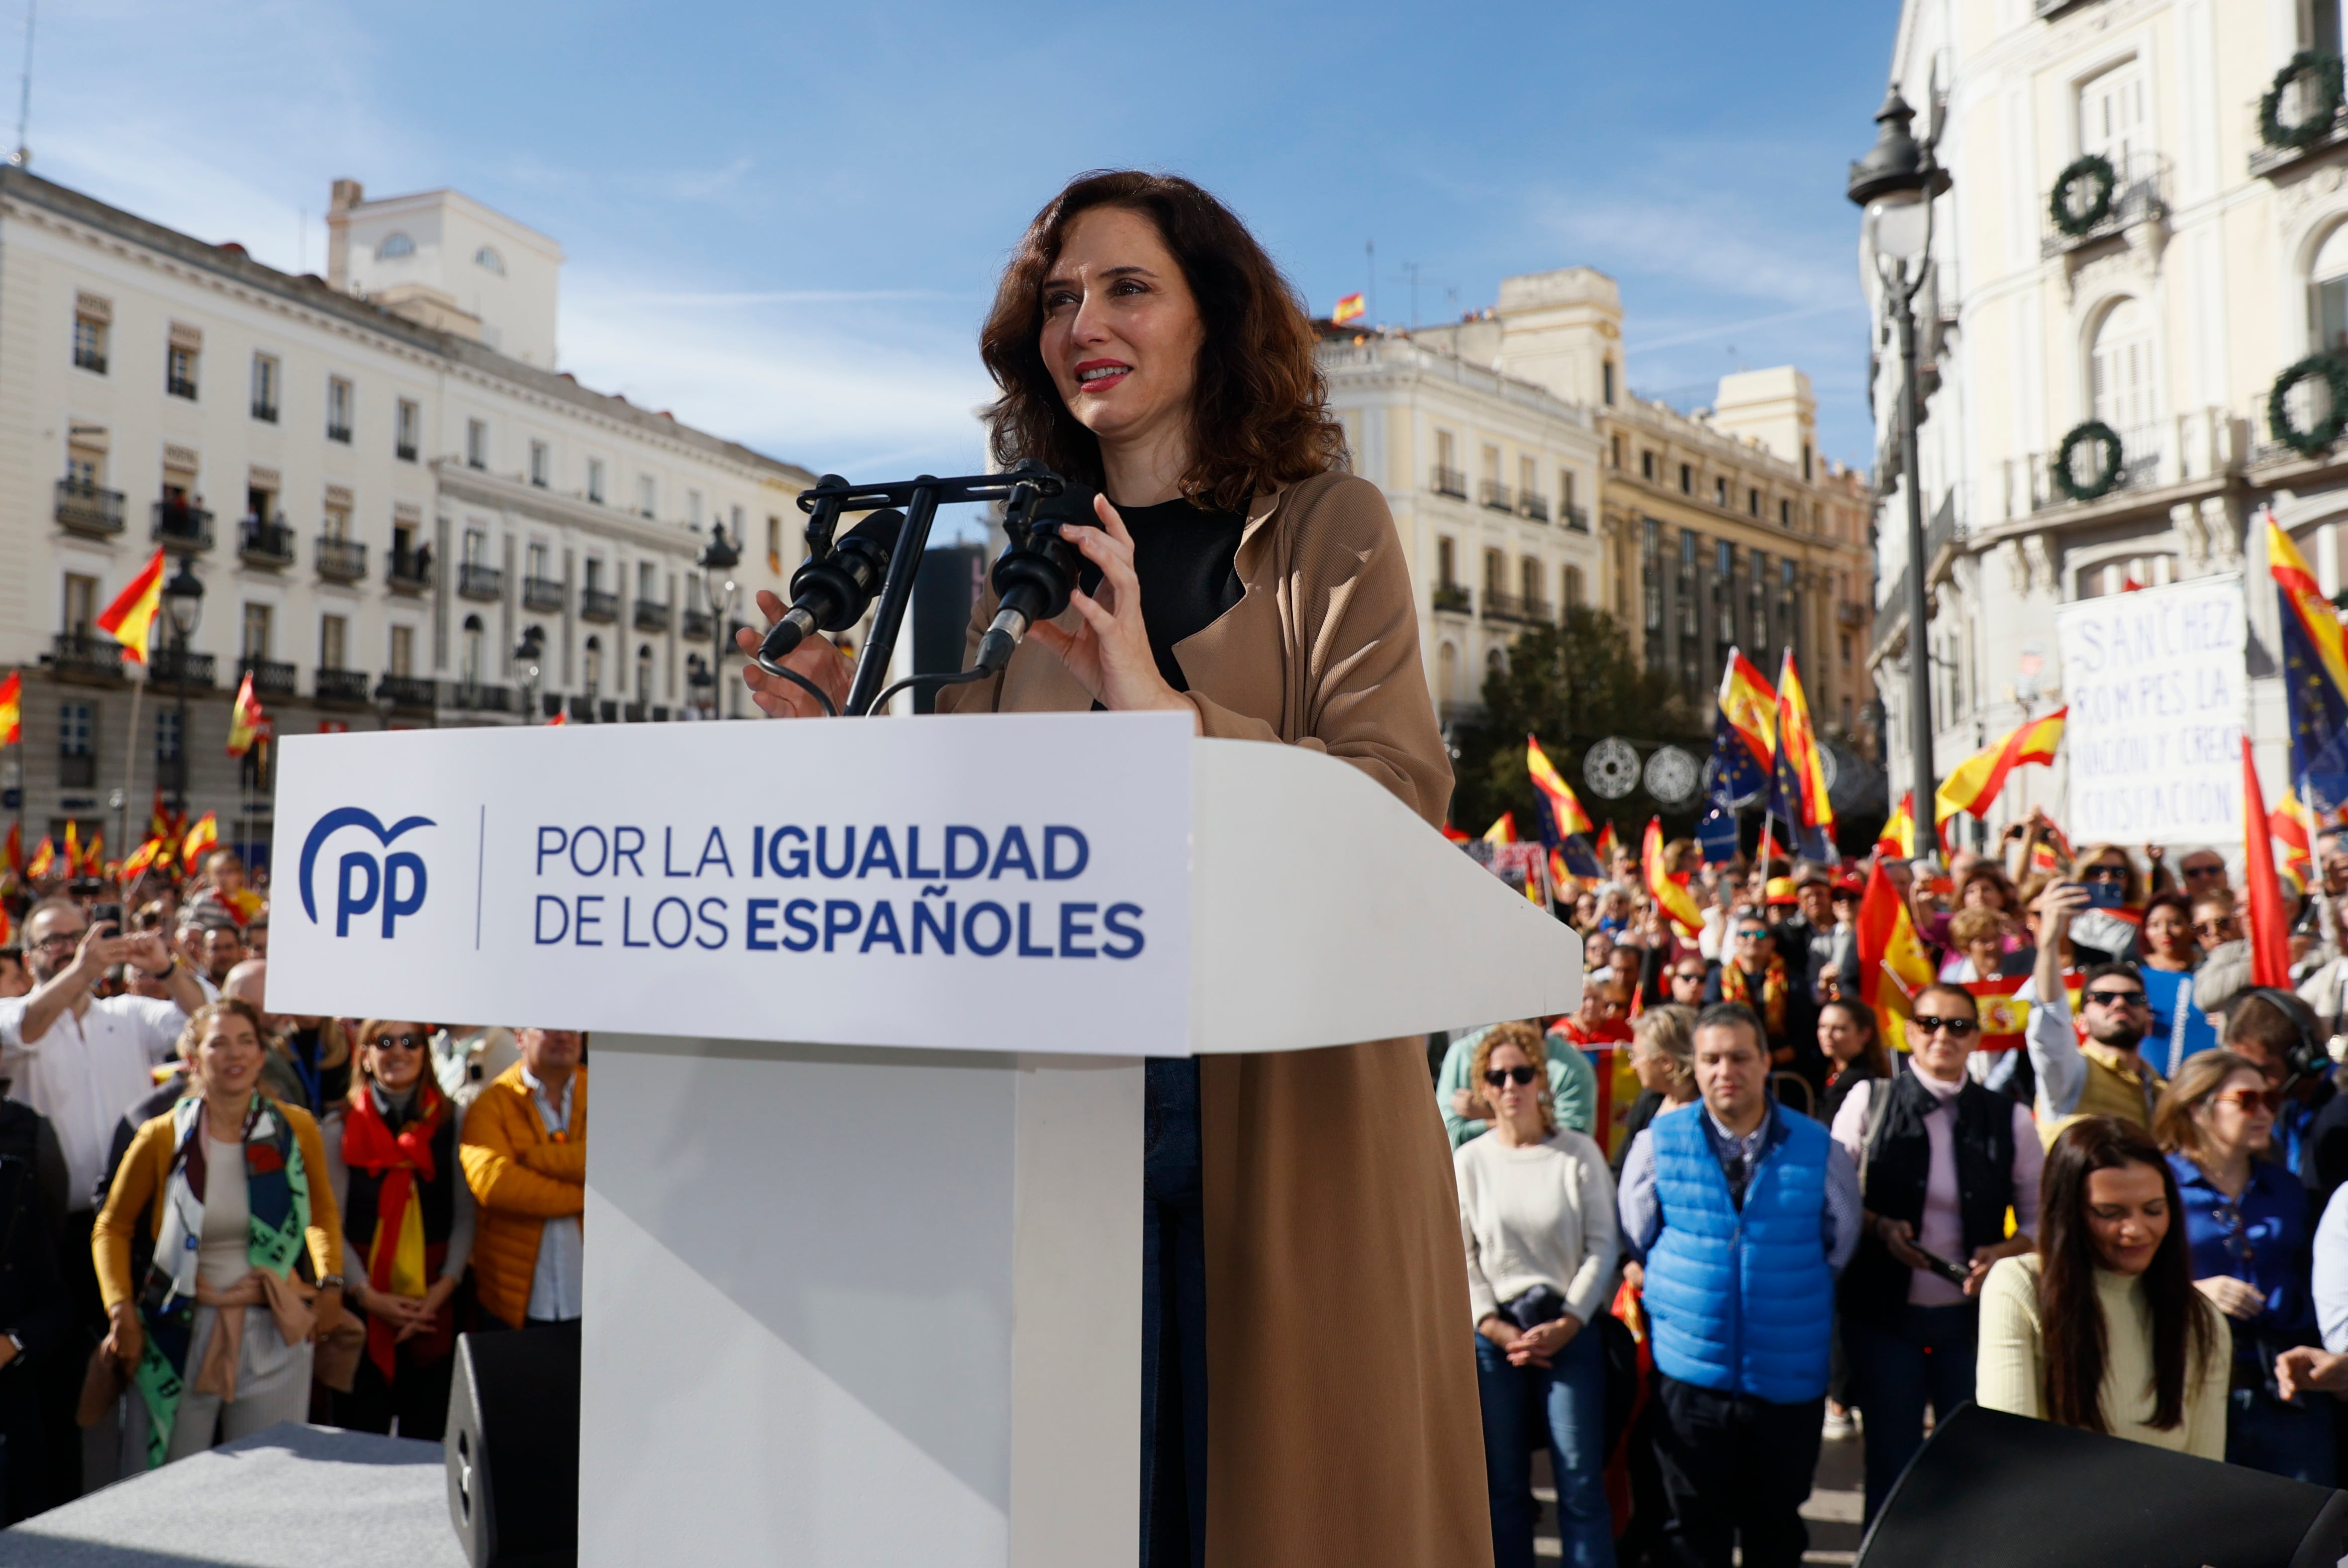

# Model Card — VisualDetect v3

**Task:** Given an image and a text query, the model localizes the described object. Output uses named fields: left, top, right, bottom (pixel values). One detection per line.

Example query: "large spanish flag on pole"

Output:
left=1643, top=816, right=1705, bottom=935
left=1528, top=734, right=1605, bottom=878
left=2270, top=511, right=2348, bottom=813
left=96, top=548, right=168, bottom=665
left=1765, top=651, right=1835, bottom=861
left=1706, top=648, right=1778, bottom=806
left=1856, top=856, right=1937, bottom=1049
left=1935, top=707, right=2067, bottom=822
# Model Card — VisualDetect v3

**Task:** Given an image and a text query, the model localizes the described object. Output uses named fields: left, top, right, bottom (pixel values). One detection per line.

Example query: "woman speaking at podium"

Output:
left=741, top=171, right=1483, bottom=1568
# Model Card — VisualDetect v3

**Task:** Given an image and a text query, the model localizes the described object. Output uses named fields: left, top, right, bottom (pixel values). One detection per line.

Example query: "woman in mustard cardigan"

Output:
left=741, top=171, right=1480, bottom=1568
left=95, top=997, right=345, bottom=1466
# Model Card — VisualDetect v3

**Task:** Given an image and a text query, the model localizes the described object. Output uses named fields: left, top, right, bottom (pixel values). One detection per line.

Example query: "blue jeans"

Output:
left=2228, top=1381, right=2337, bottom=1485
left=1141, top=1058, right=1207, bottom=1568
left=1475, top=1320, right=1615, bottom=1568
left=1844, top=1303, right=1977, bottom=1521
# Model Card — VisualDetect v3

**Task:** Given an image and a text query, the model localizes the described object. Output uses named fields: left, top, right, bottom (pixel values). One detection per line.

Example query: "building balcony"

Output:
left=1432, top=582, right=1472, bottom=615
left=522, top=576, right=567, bottom=613
left=238, top=517, right=296, bottom=570
left=396, top=441, right=419, bottom=463
left=251, top=399, right=278, bottom=424
left=448, top=681, right=513, bottom=713
left=327, top=422, right=352, bottom=445
left=388, top=548, right=431, bottom=595
left=2252, top=57, right=2348, bottom=178
left=236, top=656, right=297, bottom=698
left=166, top=374, right=198, bottom=401
left=55, top=478, right=125, bottom=538
left=568, top=695, right=597, bottom=722
left=1560, top=502, right=1590, bottom=533
left=580, top=588, right=619, bottom=623
left=2041, top=151, right=2171, bottom=258
left=681, top=606, right=713, bottom=640
left=315, top=668, right=372, bottom=706
left=375, top=675, right=437, bottom=712
left=1838, top=601, right=1867, bottom=628
left=1481, top=591, right=1551, bottom=625
left=457, top=563, right=504, bottom=602
left=47, top=630, right=124, bottom=682
left=1517, top=492, right=1550, bottom=522
left=633, top=598, right=672, bottom=633
left=316, top=536, right=369, bottom=584
left=152, top=499, right=214, bottom=552
left=2025, top=418, right=2169, bottom=513
left=149, top=644, right=215, bottom=689
left=1479, top=481, right=1515, bottom=514
left=1430, top=465, right=1468, bottom=500
left=623, top=701, right=650, bottom=723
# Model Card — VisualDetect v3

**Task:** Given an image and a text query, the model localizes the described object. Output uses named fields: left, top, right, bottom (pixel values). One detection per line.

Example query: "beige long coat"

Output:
left=940, top=470, right=1492, bottom=1568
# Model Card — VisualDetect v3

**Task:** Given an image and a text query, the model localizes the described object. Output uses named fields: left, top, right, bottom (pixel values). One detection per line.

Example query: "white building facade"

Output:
left=1317, top=334, right=1607, bottom=729
left=0, top=168, right=814, bottom=866
left=1864, top=0, right=2348, bottom=836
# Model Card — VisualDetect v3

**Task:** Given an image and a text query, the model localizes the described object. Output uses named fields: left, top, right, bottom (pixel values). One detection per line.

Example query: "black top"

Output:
left=1081, top=496, right=1246, bottom=694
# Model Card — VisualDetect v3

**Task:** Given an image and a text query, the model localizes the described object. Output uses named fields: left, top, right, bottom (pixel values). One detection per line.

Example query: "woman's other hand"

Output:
left=103, top=1300, right=143, bottom=1367
left=1476, top=1314, right=1521, bottom=1353
left=1507, top=1312, right=1582, bottom=1368
left=1027, top=496, right=1197, bottom=723
left=737, top=594, right=854, bottom=718
left=2194, top=1274, right=2266, bottom=1320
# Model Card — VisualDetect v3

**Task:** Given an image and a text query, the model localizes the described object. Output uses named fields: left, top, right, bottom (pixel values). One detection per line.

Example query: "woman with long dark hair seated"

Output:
left=1977, top=1116, right=2228, bottom=1458
left=738, top=171, right=1475, bottom=1567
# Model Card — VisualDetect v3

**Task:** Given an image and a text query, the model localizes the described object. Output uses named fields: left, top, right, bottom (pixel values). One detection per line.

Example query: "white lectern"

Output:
left=268, top=712, right=1580, bottom=1568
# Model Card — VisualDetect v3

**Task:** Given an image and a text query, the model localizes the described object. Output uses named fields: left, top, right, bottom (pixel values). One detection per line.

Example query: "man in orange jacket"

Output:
left=459, top=1028, right=586, bottom=1330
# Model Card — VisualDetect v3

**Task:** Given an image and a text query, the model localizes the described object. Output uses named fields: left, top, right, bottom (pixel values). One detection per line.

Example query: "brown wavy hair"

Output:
left=978, top=170, right=1345, bottom=512
left=1468, top=1022, right=1555, bottom=1134
left=2037, top=1117, right=2217, bottom=1434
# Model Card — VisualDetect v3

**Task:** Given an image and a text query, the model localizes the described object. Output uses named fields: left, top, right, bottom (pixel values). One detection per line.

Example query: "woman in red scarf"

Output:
left=327, top=1019, right=474, bottom=1439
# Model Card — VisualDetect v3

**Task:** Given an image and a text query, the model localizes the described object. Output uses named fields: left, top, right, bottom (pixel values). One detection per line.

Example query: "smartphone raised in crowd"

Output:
left=90, top=902, right=124, bottom=930
left=2083, top=881, right=2126, bottom=910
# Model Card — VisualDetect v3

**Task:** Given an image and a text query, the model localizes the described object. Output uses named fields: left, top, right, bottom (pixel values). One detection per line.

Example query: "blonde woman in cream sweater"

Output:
left=1456, top=1021, right=1619, bottom=1568
left=1978, top=1116, right=2229, bottom=1459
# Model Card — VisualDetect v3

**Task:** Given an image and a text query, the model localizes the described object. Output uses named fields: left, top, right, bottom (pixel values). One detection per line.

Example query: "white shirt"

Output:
left=0, top=992, right=188, bottom=1208
left=1454, top=1127, right=1619, bottom=1327
left=521, top=1064, right=583, bottom=1323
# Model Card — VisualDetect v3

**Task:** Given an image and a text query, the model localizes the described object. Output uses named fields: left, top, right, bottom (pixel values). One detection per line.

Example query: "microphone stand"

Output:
left=794, top=467, right=1062, bottom=717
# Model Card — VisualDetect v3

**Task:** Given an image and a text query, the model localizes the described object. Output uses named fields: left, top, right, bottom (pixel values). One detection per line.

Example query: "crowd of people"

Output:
left=0, top=850, right=584, bottom=1520
left=1448, top=816, right=2348, bottom=1568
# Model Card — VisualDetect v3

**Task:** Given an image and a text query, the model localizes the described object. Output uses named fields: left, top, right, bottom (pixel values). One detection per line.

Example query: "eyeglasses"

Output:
left=2211, top=1087, right=2281, bottom=1113
left=1911, top=1015, right=1980, bottom=1038
left=2084, top=988, right=2147, bottom=1008
left=1672, top=969, right=1707, bottom=984
left=2083, top=865, right=2128, bottom=883
left=2181, top=863, right=2227, bottom=880
left=31, top=932, right=82, bottom=950
left=2192, top=919, right=2238, bottom=938
left=1735, top=929, right=1769, bottom=942
left=1483, top=1065, right=1539, bottom=1087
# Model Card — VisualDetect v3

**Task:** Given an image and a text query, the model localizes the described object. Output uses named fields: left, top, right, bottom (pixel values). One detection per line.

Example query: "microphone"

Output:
left=755, top=508, right=906, bottom=674
left=975, top=482, right=1096, bottom=674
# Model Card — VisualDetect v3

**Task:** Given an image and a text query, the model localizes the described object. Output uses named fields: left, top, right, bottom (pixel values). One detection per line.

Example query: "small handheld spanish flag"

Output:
left=1643, top=817, right=1705, bottom=935
left=0, top=670, right=19, bottom=747
left=1936, top=707, right=2066, bottom=822
left=96, top=548, right=168, bottom=665
left=1332, top=292, right=1366, bottom=325
left=182, top=811, right=219, bottom=866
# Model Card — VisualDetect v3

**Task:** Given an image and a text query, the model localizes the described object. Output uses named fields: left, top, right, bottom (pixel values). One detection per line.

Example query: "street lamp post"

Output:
left=696, top=524, right=741, bottom=720
left=161, top=559, right=204, bottom=820
left=1849, top=88, right=1951, bottom=853
left=515, top=625, right=546, bottom=725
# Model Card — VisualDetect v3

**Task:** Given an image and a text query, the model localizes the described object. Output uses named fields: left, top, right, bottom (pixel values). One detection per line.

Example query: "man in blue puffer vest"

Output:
left=1618, top=1001, right=1862, bottom=1568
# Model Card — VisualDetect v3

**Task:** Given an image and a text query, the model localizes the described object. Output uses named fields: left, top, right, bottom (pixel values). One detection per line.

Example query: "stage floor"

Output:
left=2, top=1423, right=462, bottom=1567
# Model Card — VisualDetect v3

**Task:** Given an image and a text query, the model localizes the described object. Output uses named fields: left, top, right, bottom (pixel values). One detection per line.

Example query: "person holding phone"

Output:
left=2021, top=881, right=2165, bottom=1141
left=2070, top=846, right=2145, bottom=965
left=1830, top=983, right=2041, bottom=1520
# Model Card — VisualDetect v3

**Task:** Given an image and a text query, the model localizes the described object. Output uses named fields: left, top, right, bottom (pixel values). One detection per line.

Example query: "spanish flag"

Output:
left=1876, top=791, right=1916, bottom=859
left=2274, top=786, right=2316, bottom=886
left=1441, top=822, right=1471, bottom=845
left=1963, top=974, right=2032, bottom=1053
left=1484, top=812, right=1519, bottom=845
left=1856, top=856, right=1937, bottom=1049
left=1643, top=816, right=1705, bottom=935
left=96, top=548, right=168, bottom=665
left=79, top=830, right=104, bottom=878
left=1716, top=648, right=1778, bottom=775
left=1332, top=292, right=1366, bottom=325
left=1594, top=821, right=1623, bottom=868
left=119, top=836, right=166, bottom=883
left=2, top=822, right=18, bottom=876
left=24, top=836, right=54, bottom=881
left=63, top=821, right=80, bottom=876
left=182, top=811, right=218, bottom=866
left=1766, top=651, right=1835, bottom=859
left=0, top=671, right=18, bottom=747
left=1527, top=734, right=1605, bottom=877
left=2270, top=512, right=2348, bottom=813
left=1936, top=707, right=2067, bottom=821
left=546, top=711, right=568, bottom=727
left=226, top=671, right=266, bottom=758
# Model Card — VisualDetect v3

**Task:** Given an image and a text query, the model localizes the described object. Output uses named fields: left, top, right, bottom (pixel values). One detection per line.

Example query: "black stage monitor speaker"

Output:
left=1859, top=1402, right=2348, bottom=1568
left=445, top=1324, right=582, bottom=1568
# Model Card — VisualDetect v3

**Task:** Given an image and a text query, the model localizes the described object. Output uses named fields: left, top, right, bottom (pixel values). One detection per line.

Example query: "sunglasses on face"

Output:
left=1673, top=969, right=1706, bottom=984
left=1483, top=1065, right=1540, bottom=1087
left=2084, top=988, right=2146, bottom=1008
left=2083, top=866, right=2128, bottom=883
left=1735, top=929, right=1768, bottom=943
left=2211, top=1087, right=2279, bottom=1113
left=371, top=1033, right=428, bottom=1052
left=2182, top=864, right=2226, bottom=880
left=2193, top=919, right=2237, bottom=937
left=1911, top=1015, right=1980, bottom=1038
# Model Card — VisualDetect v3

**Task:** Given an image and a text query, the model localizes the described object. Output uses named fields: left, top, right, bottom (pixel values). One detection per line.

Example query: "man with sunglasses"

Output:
left=1705, top=917, right=1824, bottom=1102
left=2020, top=880, right=2163, bottom=1141
left=1830, top=984, right=2041, bottom=1519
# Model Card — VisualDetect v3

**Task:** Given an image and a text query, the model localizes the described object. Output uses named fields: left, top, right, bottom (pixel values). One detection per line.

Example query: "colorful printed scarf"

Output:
left=1719, top=957, right=1790, bottom=1040
left=341, top=1080, right=451, bottom=1379
left=137, top=1094, right=309, bottom=1468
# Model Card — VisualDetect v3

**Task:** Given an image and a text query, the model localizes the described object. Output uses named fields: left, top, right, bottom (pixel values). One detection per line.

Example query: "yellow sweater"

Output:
left=1976, top=1252, right=2229, bottom=1461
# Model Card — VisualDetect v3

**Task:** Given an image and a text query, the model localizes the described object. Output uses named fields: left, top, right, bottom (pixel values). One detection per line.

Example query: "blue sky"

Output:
left=15, top=0, right=1894, bottom=493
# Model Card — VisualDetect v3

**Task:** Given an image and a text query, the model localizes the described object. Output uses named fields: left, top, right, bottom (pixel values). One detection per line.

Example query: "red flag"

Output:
left=2243, top=738, right=2292, bottom=989
left=1856, top=857, right=1937, bottom=1048
left=1441, top=822, right=1471, bottom=845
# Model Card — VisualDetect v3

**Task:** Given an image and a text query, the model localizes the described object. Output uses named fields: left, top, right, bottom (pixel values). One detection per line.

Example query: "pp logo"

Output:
left=298, top=807, right=437, bottom=938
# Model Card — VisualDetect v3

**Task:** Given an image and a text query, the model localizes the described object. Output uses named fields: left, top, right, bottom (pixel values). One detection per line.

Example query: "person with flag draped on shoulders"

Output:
left=1704, top=907, right=1824, bottom=1107
left=324, top=1019, right=474, bottom=1441
left=93, top=997, right=346, bottom=1466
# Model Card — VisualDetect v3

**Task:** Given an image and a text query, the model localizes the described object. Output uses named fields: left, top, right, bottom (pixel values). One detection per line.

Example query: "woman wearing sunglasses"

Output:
left=325, top=1019, right=475, bottom=1440
left=2153, top=1051, right=2332, bottom=1482
left=1457, top=1022, right=1619, bottom=1568
left=1831, top=984, right=2040, bottom=1519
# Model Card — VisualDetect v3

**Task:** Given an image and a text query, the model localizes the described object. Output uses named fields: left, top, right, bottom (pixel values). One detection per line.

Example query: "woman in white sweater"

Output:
left=1457, top=1021, right=1620, bottom=1568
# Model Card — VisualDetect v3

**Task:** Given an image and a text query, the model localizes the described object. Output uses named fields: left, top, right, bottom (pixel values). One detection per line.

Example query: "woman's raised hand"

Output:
left=736, top=591, right=854, bottom=718
left=1027, top=495, right=1196, bottom=721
